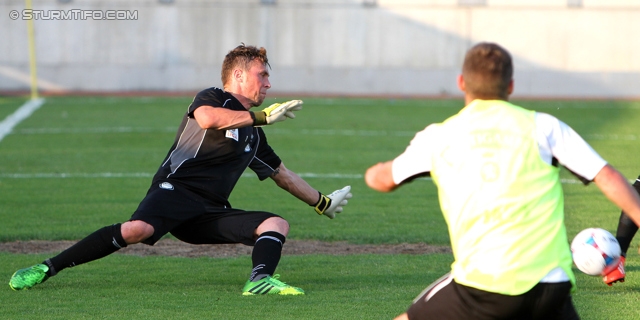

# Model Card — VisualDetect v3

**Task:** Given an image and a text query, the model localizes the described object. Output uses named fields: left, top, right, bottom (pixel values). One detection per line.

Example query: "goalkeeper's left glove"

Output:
left=313, top=186, right=352, bottom=219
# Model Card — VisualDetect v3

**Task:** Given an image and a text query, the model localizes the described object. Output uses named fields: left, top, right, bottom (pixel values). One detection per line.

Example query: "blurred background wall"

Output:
left=1, top=0, right=639, bottom=98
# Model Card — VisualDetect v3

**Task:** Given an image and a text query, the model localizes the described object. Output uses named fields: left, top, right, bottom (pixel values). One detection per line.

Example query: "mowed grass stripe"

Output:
left=1, top=96, right=640, bottom=320
left=8, top=126, right=640, bottom=141
left=0, top=172, right=614, bottom=185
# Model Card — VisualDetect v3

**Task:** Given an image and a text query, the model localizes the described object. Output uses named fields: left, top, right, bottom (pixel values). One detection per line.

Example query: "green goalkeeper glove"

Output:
left=313, top=186, right=352, bottom=219
left=252, top=100, right=303, bottom=126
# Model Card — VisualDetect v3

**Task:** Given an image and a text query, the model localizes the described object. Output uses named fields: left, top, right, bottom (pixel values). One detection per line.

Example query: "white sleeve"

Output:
left=535, top=112, right=607, bottom=181
left=391, top=124, right=437, bottom=185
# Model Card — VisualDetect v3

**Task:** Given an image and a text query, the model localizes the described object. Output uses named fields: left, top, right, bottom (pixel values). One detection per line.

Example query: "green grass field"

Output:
left=1, top=95, right=640, bottom=319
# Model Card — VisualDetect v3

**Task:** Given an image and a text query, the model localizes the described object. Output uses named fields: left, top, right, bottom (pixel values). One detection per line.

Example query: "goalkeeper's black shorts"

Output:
left=406, top=273, right=580, bottom=320
left=130, top=180, right=279, bottom=246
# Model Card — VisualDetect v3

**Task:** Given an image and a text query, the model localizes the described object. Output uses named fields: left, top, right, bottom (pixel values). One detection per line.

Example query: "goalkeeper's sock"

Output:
left=44, top=223, right=128, bottom=276
left=249, top=231, right=286, bottom=282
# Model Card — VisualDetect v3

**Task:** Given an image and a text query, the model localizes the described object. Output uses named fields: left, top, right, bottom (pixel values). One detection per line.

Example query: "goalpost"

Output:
left=0, top=0, right=46, bottom=142
left=25, top=0, right=39, bottom=100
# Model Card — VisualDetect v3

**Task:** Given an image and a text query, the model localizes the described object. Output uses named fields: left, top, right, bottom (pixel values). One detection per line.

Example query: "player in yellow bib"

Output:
left=366, top=42, right=640, bottom=320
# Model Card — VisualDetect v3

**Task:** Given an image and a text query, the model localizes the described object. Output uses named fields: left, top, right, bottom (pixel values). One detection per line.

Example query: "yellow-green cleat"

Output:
left=242, top=274, right=304, bottom=296
left=9, top=264, right=49, bottom=291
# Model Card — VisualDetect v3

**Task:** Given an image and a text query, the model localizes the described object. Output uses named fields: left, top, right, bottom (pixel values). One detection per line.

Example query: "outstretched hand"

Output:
left=256, top=100, right=303, bottom=125
left=314, top=186, right=353, bottom=219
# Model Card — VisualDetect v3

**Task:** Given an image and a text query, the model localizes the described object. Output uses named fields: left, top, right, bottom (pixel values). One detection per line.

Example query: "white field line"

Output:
left=0, top=172, right=361, bottom=179
left=307, top=100, right=640, bottom=109
left=8, top=126, right=638, bottom=141
left=15, top=127, right=177, bottom=134
left=0, top=98, right=45, bottom=142
left=0, top=172, right=154, bottom=179
left=11, top=127, right=417, bottom=137
left=0, top=172, right=598, bottom=185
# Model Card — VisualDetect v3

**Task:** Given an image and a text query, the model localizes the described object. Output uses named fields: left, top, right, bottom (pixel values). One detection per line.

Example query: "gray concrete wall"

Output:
left=1, top=0, right=639, bottom=98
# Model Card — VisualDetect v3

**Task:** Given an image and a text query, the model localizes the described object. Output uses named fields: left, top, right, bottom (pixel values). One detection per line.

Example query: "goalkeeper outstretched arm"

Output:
left=192, top=100, right=303, bottom=130
left=271, top=162, right=352, bottom=219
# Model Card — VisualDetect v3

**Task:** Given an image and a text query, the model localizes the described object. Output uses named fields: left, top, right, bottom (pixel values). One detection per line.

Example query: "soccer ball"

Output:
left=570, top=228, right=621, bottom=276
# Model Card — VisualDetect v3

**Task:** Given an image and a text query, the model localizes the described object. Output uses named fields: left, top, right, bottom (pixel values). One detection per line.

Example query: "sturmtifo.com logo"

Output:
left=9, top=9, right=138, bottom=20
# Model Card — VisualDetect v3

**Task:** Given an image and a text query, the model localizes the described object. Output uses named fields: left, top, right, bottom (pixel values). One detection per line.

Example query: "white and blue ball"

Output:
left=570, top=228, right=621, bottom=276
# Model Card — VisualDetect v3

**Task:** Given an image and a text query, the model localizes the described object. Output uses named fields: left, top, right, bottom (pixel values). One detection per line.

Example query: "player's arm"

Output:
left=270, top=162, right=319, bottom=205
left=366, top=125, right=435, bottom=193
left=270, top=162, right=351, bottom=219
left=193, top=106, right=254, bottom=130
left=593, top=164, right=640, bottom=226
left=365, top=161, right=398, bottom=192
left=365, top=161, right=429, bottom=193
left=540, top=113, right=640, bottom=224
left=193, top=100, right=304, bottom=130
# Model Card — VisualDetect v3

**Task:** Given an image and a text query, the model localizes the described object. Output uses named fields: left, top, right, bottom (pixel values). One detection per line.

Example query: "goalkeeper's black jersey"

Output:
left=151, top=87, right=282, bottom=207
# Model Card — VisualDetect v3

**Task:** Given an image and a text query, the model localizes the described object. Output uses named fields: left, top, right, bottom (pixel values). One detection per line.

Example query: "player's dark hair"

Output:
left=221, top=44, right=270, bottom=86
left=462, top=42, right=513, bottom=99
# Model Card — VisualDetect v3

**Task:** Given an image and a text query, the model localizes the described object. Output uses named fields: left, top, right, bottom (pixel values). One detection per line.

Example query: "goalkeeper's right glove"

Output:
left=252, top=100, right=303, bottom=126
left=313, top=186, right=352, bottom=219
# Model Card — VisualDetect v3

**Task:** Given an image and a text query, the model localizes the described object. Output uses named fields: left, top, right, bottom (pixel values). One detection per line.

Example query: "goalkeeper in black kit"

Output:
left=9, top=44, right=352, bottom=295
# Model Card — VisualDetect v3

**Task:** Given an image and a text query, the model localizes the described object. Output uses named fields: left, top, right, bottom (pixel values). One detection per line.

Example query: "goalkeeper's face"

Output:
left=243, top=60, right=271, bottom=107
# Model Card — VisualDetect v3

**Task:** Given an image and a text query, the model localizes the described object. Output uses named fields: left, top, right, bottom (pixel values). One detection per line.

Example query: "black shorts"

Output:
left=130, top=180, right=279, bottom=246
left=407, top=273, right=580, bottom=320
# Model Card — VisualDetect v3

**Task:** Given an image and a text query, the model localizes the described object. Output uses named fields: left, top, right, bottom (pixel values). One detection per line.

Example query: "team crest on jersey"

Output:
left=225, top=129, right=239, bottom=141
left=159, top=182, right=174, bottom=190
